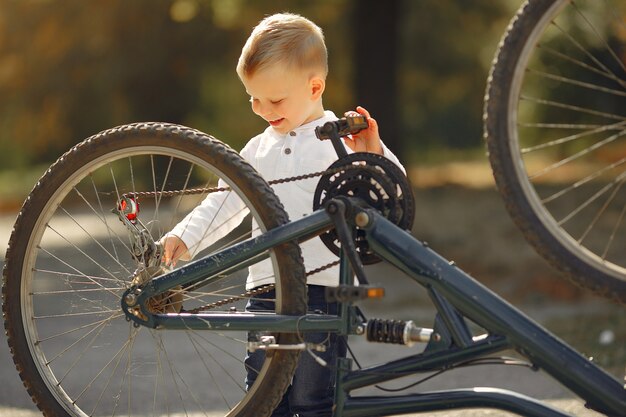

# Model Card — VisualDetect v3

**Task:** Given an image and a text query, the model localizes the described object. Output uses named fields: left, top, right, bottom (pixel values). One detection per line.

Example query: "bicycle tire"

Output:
left=2, top=122, right=307, bottom=417
left=484, top=0, right=626, bottom=304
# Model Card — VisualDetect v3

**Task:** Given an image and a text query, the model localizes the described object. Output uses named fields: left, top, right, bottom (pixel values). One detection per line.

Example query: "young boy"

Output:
left=162, top=13, right=404, bottom=417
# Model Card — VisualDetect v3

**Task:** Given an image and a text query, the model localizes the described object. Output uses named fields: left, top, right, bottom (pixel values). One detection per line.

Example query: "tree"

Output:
left=352, top=0, right=401, bottom=154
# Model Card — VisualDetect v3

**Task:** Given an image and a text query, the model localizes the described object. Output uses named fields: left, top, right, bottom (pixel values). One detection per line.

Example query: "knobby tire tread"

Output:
left=484, top=0, right=626, bottom=304
left=2, top=122, right=307, bottom=417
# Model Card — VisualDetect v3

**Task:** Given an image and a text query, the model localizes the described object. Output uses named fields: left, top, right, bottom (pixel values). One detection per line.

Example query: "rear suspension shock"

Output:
left=366, top=319, right=433, bottom=346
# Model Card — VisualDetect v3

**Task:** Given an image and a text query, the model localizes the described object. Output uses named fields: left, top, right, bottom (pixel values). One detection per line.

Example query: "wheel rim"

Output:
left=18, top=143, right=286, bottom=416
left=508, top=0, right=626, bottom=281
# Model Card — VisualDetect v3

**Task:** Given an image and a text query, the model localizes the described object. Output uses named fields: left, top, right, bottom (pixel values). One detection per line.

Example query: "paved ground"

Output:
left=0, top=401, right=606, bottom=416
left=0, top=184, right=626, bottom=417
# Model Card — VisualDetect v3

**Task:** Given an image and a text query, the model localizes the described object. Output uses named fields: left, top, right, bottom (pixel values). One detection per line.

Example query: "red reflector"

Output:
left=118, top=197, right=139, bottom=221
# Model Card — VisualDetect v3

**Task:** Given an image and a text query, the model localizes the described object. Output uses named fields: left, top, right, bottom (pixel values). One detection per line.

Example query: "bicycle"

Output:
left=3, top=1, right=626, bottom=416
left=484, top=0, right=626, bottom=303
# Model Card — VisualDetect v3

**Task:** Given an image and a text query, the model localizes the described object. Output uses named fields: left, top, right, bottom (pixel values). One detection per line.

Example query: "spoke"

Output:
left=182, top=279, right=274, bottom=307
left=37, top=246, right=127, bottom=300
left=37, top=315, right=123, bottom=343
left=188, top=328, right=247, bottom=380
left=558, top=171, right=626, bottom=225
left=70, top=187, right=135, bottom=273
left=570, top=0, right=626, bottom=74
left=206, top=223, right=254, bottom=254
left=537, top=43, right=626, bottom=88
left=153, top=340, right=167, bottom=417
left=164, top=175, right=218, bottom=261
left=34, top=268, right=123, bottom=284
left=182, top=317, right=249, bottom=350
left=602, top=196, right=626, bottom=258
left=151, top=155, right=174, bottom=238
left=180, top=289, right=230, bottom=307
left=128, top=156, right=136, bottom=196
left=578, top=174, right=626, bottom=245
left=155, top=334, right=193, bottom=416
left=527, top=67, right=626, bottom=97
left=541, top=156, right=626, bottom=203
left=181, top=319, right=249, bottom=393
left=89, top=335, right=133, bottom=417
left=168, top=180, right=200, bottom=235
left=185, top=330, right=239, bottom=410
left=32, top=287, right=125, bottom=295
left=91, top=173, right=122, bottom=263
left=551, top=17, right=623, bottom=84
left=60, top=207, right=131, bottom=275
left=521, top=120, right=626, bottom=154
left=34, top=310, right=121, bottom=319
left=110, top=164, right=124, bottom=217
left=528, top=130, right=626, bottom=180
left=45, top=223, right=126, bottom=284
left=74, top=334, right=134, bottom=405
left=50, top=311, right=117, bottom=378
left=109, top=325, right=140, bottom=417
left=150, top=155, right=159, bottom=237
left=110, top=163, right=137, bottom=272
left=128, top=155, right=148, bottom=269
left=520, top=94, right=625, bottom=123
left=185, top=221, right=262, bottom=279
left=180, top=251, right=269, bottom=304
left=185, top=190, right=249, bottom=258
left=519, top=122, right=616, bottom=129
left=183, top=284, right=248, bottom=303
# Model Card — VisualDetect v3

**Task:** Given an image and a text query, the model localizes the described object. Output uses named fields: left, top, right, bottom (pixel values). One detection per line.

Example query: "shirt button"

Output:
left=289, top=131, right=296, bottom=136
left=284, top=148, right=292, bottom=155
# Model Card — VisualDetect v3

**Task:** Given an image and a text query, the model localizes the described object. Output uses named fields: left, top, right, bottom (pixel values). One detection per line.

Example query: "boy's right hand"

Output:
left=161, top=235, right=191, bottom=267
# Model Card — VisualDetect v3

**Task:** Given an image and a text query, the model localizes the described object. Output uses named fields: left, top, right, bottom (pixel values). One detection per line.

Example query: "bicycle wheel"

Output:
left=2, top=123, right=307, bottom=417
left=484, top=0, right=626, bottom=303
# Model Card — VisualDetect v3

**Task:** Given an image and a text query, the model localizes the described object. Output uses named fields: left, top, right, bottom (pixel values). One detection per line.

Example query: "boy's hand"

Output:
left=161, top=235, right=191, bottom=267
left=343, top=106, right=383, bottom=155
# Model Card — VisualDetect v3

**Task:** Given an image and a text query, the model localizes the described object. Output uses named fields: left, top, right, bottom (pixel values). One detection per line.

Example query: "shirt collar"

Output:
left=268, top=110, right=337, bottom=139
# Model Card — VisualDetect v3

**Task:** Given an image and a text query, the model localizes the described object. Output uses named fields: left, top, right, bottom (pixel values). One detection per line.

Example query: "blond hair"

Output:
left=237, top=13, right=328, bottom=79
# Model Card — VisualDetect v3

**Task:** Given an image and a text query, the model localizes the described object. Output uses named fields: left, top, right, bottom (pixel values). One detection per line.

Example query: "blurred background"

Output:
left=0, top=0, right=519, bottom=207
left=0, top=1, right=623, bottom=413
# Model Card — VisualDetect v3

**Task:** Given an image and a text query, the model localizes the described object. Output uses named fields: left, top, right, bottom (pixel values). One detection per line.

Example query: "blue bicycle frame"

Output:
left=122, top=198, right=626, bottom=417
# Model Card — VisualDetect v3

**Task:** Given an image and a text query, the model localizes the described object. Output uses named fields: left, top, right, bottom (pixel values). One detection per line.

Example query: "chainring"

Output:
left=313, top=153, right=415, bottom=264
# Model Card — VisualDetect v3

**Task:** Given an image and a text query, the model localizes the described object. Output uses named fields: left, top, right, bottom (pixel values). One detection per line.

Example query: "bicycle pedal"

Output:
left=325, top=285, right=384, bottom=303
left=247, top=336, right=327, bottom=352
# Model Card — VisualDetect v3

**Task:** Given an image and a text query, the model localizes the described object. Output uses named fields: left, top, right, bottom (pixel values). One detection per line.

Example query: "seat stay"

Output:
left=121, top=209, right=333, bottom=327
left=150, top=208, right=332, bottom=293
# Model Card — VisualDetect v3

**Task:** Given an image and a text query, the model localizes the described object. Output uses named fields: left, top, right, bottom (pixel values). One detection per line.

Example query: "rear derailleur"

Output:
left=114, top=195, right=182, bottom=317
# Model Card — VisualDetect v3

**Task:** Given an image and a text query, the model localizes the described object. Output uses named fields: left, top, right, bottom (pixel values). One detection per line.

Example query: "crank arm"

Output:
left=325, top=198, right=369, bottom=285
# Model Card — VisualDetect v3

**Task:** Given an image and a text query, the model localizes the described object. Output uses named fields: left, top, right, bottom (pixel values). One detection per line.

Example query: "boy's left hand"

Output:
left=343, top=106, right=383, bottom=155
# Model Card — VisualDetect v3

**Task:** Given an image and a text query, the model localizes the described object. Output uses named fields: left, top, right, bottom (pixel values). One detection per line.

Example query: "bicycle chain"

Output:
left=125, top=165, right=368, bottom=312
left=183, top=260, right=340, bottom=314
left=125, top=167, right=346, bottom=199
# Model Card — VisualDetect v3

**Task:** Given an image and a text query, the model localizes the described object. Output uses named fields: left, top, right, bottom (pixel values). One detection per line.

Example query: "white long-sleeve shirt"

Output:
left=169, top=111, right=404, bottom=289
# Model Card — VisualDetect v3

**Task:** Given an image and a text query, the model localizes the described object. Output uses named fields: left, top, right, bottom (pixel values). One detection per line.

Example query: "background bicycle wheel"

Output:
left=485, top=0, right=626, bottom=303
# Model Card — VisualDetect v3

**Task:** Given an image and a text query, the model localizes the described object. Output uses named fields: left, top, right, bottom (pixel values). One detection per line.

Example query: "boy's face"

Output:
left=242, top=65, right=325, bottom=134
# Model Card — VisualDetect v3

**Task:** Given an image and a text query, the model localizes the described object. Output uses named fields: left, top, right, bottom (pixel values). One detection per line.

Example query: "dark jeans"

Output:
left=245, top=285, right=346, bottom=417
